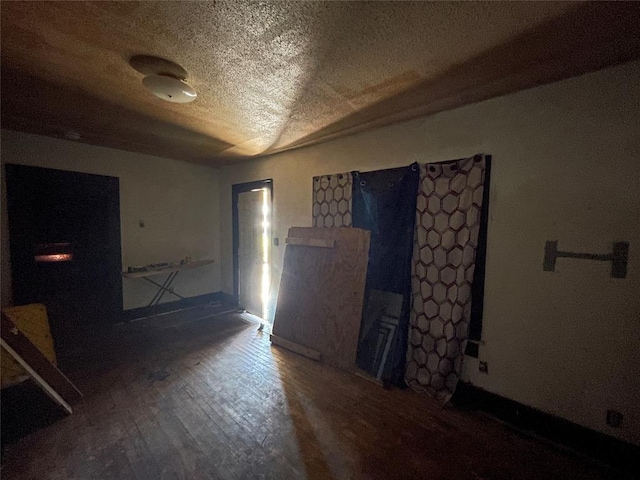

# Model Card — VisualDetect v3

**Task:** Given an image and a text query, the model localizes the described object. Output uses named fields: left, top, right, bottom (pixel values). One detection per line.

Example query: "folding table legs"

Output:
left=144, top=271, right=185, bottom=317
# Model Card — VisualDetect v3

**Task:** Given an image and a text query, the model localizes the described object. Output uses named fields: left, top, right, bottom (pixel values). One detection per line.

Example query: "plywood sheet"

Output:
left=1, top=313, right=82, bottom=413
left=285, top=237, right=335, bottom=248
left=270, top=334, right=321, bottom=361
left=1, top=304, right=56, bottom=388
left=272, top=227, right=370, bottom=372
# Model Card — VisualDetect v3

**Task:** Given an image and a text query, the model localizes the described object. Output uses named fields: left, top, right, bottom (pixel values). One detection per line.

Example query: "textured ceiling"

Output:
left=2, top=1, right=640, bottom=166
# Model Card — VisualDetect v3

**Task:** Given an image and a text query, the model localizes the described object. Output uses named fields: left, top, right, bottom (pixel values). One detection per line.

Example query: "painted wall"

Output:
left=219, top=60, right=640, bottom=444
left=1, top=130, right=221, bottom=310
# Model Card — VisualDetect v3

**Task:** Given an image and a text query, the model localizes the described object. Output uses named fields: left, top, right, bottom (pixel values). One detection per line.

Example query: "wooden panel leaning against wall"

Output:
left=271, top=227, right=370, bottom=372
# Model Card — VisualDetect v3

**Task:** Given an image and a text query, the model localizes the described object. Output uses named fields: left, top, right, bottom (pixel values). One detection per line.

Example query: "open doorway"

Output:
left=232, top=179, right=272, bottom=320
left=4, top=164, right=123, bottom=356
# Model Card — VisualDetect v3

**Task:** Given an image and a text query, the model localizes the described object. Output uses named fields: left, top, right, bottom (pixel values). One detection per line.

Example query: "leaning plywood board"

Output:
left=1, top=313, right=82, bottom=414
left=1, top=304, right=57, bottom=388
left=270, top=334, right=322, bottom=361
left=272, top=227, right=370, bottom=372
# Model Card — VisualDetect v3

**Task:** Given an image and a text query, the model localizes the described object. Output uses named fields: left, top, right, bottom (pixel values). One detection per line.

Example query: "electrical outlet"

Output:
left=606, top=410, right=623, bottom=428
left=479, top=361, right=488, bottom=374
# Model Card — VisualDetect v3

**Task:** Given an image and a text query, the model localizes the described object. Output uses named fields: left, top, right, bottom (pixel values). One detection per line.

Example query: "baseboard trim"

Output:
left=218, top=291, right=238, bottom=307
left=452, top=382, right=639, bottom=475
left=121, top=291, right=227, bottom=322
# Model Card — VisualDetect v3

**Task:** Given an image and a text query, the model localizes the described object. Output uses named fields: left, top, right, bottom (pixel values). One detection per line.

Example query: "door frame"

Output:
left=4, top=163, right=123, bottom=322
left=232, top=179, right=273, bottom=305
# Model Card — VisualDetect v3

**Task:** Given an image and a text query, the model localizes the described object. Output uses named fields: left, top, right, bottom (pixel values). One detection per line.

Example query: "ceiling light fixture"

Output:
left=142, top=75, right=197, bottom=103
left=129, top=55, right=197, bottom=104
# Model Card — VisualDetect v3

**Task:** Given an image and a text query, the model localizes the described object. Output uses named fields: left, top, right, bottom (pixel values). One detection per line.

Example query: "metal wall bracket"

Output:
left=543, top=241, right=629, bottom=278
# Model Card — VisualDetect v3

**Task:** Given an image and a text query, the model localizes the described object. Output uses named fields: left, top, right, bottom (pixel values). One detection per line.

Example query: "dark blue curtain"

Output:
left=352, top=163, right=419, bottom=385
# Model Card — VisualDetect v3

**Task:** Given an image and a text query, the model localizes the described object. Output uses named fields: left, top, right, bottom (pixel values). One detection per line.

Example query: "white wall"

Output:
left=1, top=130, right=221, bottom=310
left=219, top=60, right=640, bottom=444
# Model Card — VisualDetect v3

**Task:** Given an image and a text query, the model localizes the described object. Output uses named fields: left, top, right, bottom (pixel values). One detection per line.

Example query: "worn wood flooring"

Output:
left=0, top=306, right=621, bottom=479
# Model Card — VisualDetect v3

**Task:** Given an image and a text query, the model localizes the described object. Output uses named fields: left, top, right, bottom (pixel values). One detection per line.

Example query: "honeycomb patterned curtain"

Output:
left=311, top=155, right=487, bottom=403
left=405, top=155, right=486, bottom=402
left=312, top=173, right=353, bottom=227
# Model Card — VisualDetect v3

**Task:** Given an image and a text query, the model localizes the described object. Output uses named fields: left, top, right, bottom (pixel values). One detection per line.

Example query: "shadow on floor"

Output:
left=1, top=382, right=67, bottom=453
left=1, top=304, right=247, bottom=453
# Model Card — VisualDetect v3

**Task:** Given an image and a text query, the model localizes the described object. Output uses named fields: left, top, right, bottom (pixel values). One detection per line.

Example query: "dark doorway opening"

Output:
left=232, top=179, right=273, bottom=319
left=5, top=164, right=123, bottom=358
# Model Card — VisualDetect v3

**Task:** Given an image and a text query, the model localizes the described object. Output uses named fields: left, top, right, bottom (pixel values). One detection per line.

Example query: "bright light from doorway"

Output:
left=261, top=188, right=271, bottom=321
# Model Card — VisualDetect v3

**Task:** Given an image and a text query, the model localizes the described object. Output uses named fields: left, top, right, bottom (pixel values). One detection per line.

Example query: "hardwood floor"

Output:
left=0, top=306, right=621, bottom=479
